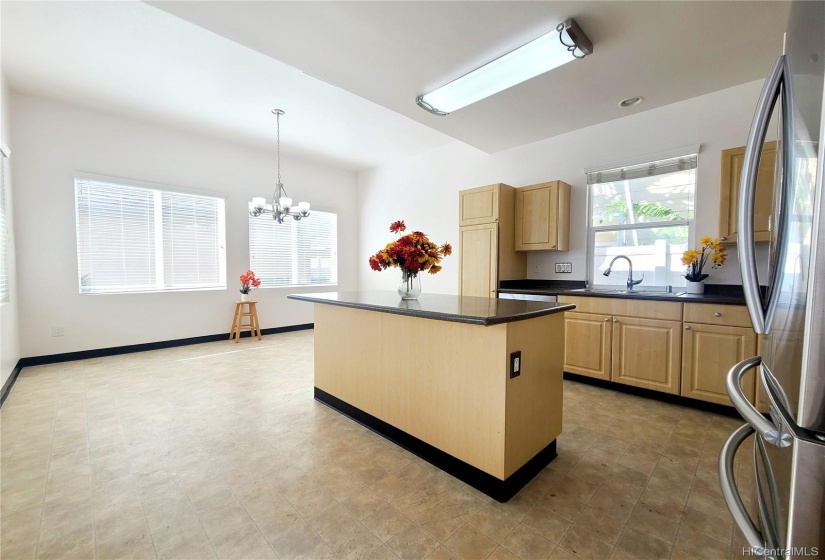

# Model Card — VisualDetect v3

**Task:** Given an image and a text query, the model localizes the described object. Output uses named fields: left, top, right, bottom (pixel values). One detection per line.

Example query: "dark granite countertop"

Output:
left=498, top=280, right=753, bottom=305
left=287, top=291, right=575, bottom=326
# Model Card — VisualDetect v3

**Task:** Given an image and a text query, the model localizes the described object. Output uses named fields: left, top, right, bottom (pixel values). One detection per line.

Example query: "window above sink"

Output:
left=585, top=151, right=697, bottom=289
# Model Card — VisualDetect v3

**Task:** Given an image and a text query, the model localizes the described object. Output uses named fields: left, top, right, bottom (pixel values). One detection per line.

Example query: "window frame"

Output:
left=585, top=152, right=698, bottom=289
left=248, top=209, right=338, bottom=289
left=74, top=173, right=227, bottom=295
left=0, top=143, right=10, bottom=305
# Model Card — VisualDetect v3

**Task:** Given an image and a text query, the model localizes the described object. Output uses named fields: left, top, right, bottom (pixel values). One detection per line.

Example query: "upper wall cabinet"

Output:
left=458, top=184, right=526, bottom=297
left=719, top=141, right=777, bottom=244
left=514, top=181, right=571, bottom=251
left=459, top=184, right=500, bottom=226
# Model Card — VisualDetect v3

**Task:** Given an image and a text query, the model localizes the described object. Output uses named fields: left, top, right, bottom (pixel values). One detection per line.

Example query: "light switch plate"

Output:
left=510, top=351, right=521, bottom=379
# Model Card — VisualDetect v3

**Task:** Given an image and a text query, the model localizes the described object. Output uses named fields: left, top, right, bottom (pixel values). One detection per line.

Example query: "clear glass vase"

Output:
left=398, top=270, right=421, bottom=300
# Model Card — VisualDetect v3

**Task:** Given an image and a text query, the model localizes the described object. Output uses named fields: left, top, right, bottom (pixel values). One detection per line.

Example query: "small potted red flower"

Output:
left=239, top=270, right=262, bottom=301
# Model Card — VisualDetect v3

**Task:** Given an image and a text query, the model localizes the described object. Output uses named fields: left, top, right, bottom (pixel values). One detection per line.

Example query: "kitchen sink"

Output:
left=568, top=288, right=685, bottom=296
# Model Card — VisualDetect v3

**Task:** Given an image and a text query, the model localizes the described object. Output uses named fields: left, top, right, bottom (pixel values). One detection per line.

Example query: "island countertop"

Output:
left=287, top=291, right=575, bottom=326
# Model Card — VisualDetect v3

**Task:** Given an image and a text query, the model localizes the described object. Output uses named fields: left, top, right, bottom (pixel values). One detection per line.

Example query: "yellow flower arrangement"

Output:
left=683, top=236, right=727, bottom=282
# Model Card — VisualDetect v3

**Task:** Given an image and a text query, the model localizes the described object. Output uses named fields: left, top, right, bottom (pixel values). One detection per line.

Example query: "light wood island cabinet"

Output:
left=458, top=184, right=526, bottom=297
left=514, top=181, right=571, bottom=251
left=719, top=141, right=777, bottom=243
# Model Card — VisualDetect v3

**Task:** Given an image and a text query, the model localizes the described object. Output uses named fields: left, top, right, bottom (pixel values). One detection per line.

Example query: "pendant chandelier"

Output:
left=249, top=109, right=310, bottom=222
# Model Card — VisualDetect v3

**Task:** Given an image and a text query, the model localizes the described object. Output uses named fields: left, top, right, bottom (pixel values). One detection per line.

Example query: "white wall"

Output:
left=11, top=93, right=358, bottom=358
left=357, top=80, right=772, bottom=294
left=1, top=72, right=21, bottom=386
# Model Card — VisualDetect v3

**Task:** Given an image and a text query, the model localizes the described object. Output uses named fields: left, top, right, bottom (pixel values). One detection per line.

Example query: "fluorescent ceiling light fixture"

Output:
left=416, top=18, right=593, bottom=116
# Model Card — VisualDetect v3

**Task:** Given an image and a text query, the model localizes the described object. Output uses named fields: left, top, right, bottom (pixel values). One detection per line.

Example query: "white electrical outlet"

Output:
left=532, top=263, right=541, bottom=274
left=51, top=326, right=65, bottom=337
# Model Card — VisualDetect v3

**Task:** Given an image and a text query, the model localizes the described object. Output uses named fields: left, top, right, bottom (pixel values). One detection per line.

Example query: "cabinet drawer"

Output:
left=557, top=296, right=682, bottom=321
left=683, top=303, right=752, bottom=328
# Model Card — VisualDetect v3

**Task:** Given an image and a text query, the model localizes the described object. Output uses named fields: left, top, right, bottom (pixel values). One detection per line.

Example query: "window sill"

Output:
left=79, top=286, right=227, bottom=296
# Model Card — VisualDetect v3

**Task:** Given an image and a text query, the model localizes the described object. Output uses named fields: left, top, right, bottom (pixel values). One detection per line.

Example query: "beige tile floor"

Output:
left=1, top=330, right=760, bottom=560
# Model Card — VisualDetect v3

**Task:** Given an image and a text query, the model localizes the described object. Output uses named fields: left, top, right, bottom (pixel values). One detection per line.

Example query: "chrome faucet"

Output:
left=603, top=255, right=644, bottom=290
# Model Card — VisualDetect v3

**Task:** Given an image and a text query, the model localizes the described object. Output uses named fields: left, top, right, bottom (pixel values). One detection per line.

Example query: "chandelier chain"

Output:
left=276, top=111, right=281, bottom=184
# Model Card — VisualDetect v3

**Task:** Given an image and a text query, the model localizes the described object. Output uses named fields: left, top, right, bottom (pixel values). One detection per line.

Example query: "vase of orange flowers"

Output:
left=369, top=220, right=452, bottom=300
left=239, top=270, right=261, bottom=301
left=682, top=237, right=727, bottom=294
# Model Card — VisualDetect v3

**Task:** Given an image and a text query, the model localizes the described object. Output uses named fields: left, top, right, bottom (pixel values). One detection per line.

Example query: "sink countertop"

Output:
left=498, top=280, right=751, bottom=305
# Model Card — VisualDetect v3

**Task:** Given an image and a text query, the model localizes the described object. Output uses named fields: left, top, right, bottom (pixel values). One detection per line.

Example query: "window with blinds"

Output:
left=587, top=153, right=697, bottom=288
left=249, top=211, right=337, bottom=287
left=0, top=149, right=9, bottom=303
left=75, top=177, right=226, bottom=294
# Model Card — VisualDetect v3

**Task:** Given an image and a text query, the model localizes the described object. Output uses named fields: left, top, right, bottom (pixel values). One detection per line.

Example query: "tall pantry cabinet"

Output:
left=458, top=184, right=526, bottom=297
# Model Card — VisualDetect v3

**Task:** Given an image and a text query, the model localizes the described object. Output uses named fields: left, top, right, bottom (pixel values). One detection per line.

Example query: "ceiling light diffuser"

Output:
left=416, top=18, right=593, bottom=116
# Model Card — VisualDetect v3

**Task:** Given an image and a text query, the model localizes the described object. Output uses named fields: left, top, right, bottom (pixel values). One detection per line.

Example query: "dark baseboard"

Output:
left=563, top=371, right=741, bottom=419
left=0, top=361, right=24, bottom=408
left=314, top=387, right=557, bottom=503
left=0, top=324, right=314, bottom=408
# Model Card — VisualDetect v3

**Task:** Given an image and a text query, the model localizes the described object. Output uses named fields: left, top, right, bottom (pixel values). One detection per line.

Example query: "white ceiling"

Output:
left=0, top=1, right=454, bottom=172
left=149, top=1, right=791, bottom=153
left=2, top=1, right=791, bottom=172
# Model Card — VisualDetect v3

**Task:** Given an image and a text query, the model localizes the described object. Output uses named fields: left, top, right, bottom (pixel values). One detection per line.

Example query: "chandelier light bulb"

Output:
left=279, top=197, right=292, bottom=209
left=298, top=202, right=310, bottom=212
left=252, top=197, right=266, bottom=209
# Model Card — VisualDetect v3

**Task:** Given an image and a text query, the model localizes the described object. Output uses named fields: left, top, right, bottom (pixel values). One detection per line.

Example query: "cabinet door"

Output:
left=719, top=141, right=777, bottom=243
left=460, top=184, right=499, bottom=226
left=515, top=183, right=558, bottom=251
left=681, top=323, right=756, bottom=406
left=563, top=312, right=612, bottom=380
left=459, top=224, right=498, bottom=298
left=612, top=317, right=682, bottom=394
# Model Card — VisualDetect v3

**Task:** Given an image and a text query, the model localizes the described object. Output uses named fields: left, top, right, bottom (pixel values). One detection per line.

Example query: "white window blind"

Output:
left=587, top=153, right=697, bottom=288
left=249, top=211, right=337, bottom=287
left=0, top=150, right=9, bottom=303
left=75, top=177, right=226, bottom=294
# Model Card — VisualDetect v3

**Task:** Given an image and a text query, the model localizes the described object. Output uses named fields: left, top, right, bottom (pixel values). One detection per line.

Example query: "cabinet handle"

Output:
left=613, top=319, right=618, bottom=323
left=685, top=326, right=691, bottom=330
left=714, top=312, right=722, bottom=317
left=604, top=318, right=610, bottom=322
left=551, top=245, right=556, bottom=248
left=721, top=236, right=728, bottom=241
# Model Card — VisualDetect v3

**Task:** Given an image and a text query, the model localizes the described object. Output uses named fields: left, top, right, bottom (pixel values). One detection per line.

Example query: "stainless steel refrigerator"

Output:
left=722, top=1, right=825, bottom=557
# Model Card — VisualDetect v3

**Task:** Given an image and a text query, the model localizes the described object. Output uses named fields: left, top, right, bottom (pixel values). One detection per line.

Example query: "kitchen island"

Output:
left=287, top=291, right=574, bottom=501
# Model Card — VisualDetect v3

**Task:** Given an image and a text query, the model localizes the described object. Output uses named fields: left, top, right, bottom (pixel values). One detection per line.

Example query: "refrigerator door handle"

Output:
left=762, top=363, right=825, bottom=445
left=754, top=435, right=783, bottom=550
left=720, top=424, right=766, bottom=553
left=738, top=54, right=794, bottom=335
left=726, top=356, right=793, bottom=447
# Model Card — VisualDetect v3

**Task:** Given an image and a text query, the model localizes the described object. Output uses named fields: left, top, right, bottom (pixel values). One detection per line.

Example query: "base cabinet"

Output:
left=681, top=323, right=757, bottom=406
left=563, top=312, right=612, bottom=380
left=612, top=317, right=682, bottom=394
left=559, top=296, right=761, bottom=409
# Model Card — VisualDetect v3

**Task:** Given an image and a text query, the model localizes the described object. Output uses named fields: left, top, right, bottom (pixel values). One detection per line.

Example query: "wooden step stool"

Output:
left=229, top=301, right=261, bottom=343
